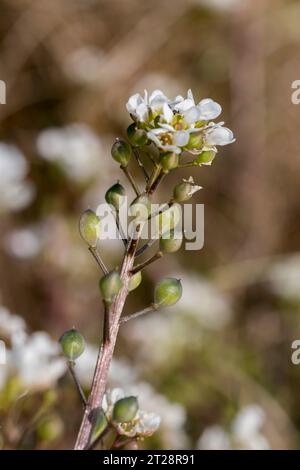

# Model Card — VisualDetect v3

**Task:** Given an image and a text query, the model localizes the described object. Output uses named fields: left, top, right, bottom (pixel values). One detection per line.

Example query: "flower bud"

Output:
left=113, top=396, right=138, bottom=423
left=105, top=182, right=126, bottom=210
left=160, top=230, right=183, bottom=253
left=128, top=271, right=142, bottom=292
left=99, top=270, right=123, bottom=304
left=173, top=177, right=202, bottom=203
left=154, top=277, right=182, bottom=308
left=90, top=408, right=108, bottom=443
left=160, top=152, right=179, bottom=173
left=127, top=123, right=148, bottom=147
left=130, top=193, right=152, bottom=220
left=59, top=328, right=85, bottom=360
left=193, top=150, right=216, bottom=166
left=111, top=139, right=132, bottom=167
left=79, top=209, right=100, bottom=248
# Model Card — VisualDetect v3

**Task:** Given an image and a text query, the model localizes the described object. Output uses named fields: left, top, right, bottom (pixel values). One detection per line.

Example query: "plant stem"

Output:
left=75, top=153, right=163, bottom=449
left=68, top=361, right=87, bottom=406
left=121, top=165, right=140, bottom=196
left=88, top=246, right=108, bottom=274
left=74, top=226, right=142, bottom=450
left=131, top=251, right=163, bottom=275
left=135, top=237, right=159, bottom=258
left=114, top=210, right=127, bottom=246
left=148, top=170, right=165, bottom=195
left=132, top=147, right=149, bottom=182
left=103, top=301, right=110, bottom=344
left=120, top=305, right=156, bottom=324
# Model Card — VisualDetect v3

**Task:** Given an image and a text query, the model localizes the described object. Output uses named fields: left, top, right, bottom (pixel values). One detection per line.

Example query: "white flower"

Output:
left=126, top=89, right=171, bottom=123
left=174, top=89, right=222, bottom=123
left=0, top=306, right=27, bottom=345
left=198, top=404, right=270, bottom=450
left=268, top=255, right=300, bottom=301
left=205, top=125, right=235, bottom=146
left=198, top=425, right=231, bottom=450
left=37, top=124, right=102, bottom=182
left=10, top=332, right=66, bottom=391
left=0, top=143, right=35, bottom=213
left=4, top=227, right=43, bottom=259
left=147, top=126, right=197, bottom=154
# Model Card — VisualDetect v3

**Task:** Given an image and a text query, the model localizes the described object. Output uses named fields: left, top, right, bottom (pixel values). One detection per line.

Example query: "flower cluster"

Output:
left=103, top=388, right=160, bottom=439
left=126, top=89, right=235, bottom=163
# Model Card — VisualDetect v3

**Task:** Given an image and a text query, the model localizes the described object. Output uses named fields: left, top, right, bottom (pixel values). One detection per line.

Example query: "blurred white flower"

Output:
left=196, top=0, right=242, bottom=12
left=75, top=343, right=98, bottom=386
left=36, top=124, right=102, bottom=182
left=178, top=274, right=232, bottom=329
left=268, top=255, right=300, bottom=301
left=0, top=143, right=35, bottom=213
left=63, top=46, right=104, bottom=84
left=0, top=306, right=27, bottom=345
left=231, top=404, right=270, bottom=450
left=198, top=425, right=231, bottom=450
left=9, top=332, right=66, bottom=391
left=198, top=404, right=270, bottom=450
left=4, top=227, right=43, bottom=259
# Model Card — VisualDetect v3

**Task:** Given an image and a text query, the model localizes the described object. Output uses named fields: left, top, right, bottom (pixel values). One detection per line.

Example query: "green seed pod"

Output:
left=111, top=139, right=132, bottom=167
left=90, top=408, right=108, bottom=443
left=105, top=182, right=126, bottom=210
left=193, top=150, right=216, bottom=166
left=173, top=178, right=201, bottom=203
left=112, top=396, right=138, bottom=423
left=160, top=152, right=179, bottom=173
left=160, top=230, right=183, bottom=253
left=127, top=123, right=148, bottom=147
left=59, top=328, right=85, bottom=360
left=128, top=271, right=142, bottom=292
left=79, top=209, right=100, bottom=248
left=99, top=270, right=123, bottom=304
left=154, top=278, right=182, bottom=308
left=130, top=193, right=152, bottom=220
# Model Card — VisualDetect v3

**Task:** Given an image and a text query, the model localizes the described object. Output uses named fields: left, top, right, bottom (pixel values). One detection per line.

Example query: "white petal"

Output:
left=175, top=98, right=194, bottom=113
left=151, top=128, right=166, bottom=135
left=183, top=106, right=200, bottom=125
left=147, top=132, right=161, bottom=147
left=173, top=131, right=190, bottom=147
left=197, top=99, right=222, bottom=120
left=187, top=89, right=195, bottom=103
left=162, top=103, right=174, bottom=123
left=149, top=89, right=167, bottom=104
left=162, top=144, right=182, bottom=154
left=159, top=123, right=175, bottom=131
left=206, top=127, right=235, bottom=146
left=136, top=103, right=149, bottom=122
left=143, top=89, right=148, bottom=103
left=126, top=93, right=143, bottom=113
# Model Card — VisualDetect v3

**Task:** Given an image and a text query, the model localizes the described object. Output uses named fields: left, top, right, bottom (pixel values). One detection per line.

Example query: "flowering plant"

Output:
left=58, top=89, right=234, bottom=450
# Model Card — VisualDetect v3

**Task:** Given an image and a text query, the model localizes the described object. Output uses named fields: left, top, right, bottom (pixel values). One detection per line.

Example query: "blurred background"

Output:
left=0, top=0, right=300, bottom=450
